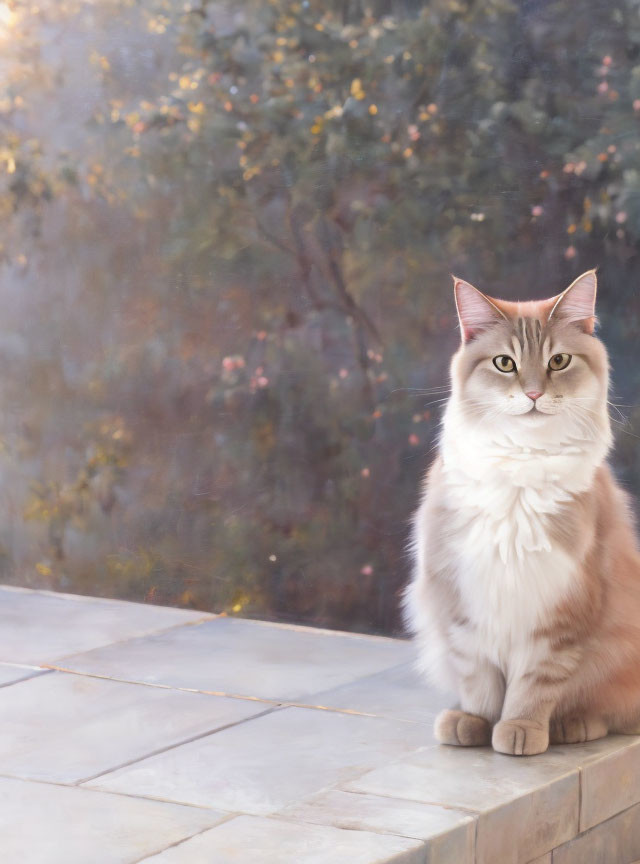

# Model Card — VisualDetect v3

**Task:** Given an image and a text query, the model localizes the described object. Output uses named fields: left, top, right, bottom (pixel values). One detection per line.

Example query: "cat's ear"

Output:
left=549, top=270, right=598, bottom=334
left=453, top=277, right=506, bottom=343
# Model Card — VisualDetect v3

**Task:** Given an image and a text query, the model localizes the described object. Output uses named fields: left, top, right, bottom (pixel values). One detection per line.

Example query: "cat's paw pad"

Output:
left=492, top=719, right=548, bottom=756
left=549, top=715, right=608, bottom=744
left=434, top=709, right=491, bottom=746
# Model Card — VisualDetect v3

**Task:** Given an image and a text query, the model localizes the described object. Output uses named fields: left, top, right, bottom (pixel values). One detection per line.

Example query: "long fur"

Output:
left=404, top=272, right=640, bottom=755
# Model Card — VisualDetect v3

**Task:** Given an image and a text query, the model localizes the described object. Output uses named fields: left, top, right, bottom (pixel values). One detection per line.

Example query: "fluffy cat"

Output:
left=404, top=270, right=640, bottom=756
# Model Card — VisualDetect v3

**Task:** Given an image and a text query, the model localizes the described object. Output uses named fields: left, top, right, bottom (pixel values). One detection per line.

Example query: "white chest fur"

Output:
left=436, top=403, right=608, bottom=667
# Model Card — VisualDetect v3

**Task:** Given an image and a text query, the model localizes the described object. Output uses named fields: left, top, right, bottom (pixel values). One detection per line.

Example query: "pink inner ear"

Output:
left=454, top=279, right=504, bottom=342
left=550, top=270, right=597, bottom=334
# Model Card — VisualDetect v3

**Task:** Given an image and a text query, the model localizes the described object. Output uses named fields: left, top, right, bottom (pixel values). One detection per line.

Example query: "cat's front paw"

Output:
left=492, top=718, right=549, bottom=756
left=434, top=709, right=491, bottom=746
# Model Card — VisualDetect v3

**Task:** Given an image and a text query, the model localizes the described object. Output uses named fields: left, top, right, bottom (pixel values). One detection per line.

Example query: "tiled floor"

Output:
left=2, top=585, right=640, bottom=863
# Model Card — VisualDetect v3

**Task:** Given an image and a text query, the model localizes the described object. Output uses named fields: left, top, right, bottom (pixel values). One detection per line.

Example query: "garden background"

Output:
left=2, top=0, right=640, bottom=634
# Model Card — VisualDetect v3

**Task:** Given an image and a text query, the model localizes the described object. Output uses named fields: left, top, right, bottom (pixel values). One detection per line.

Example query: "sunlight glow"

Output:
left=0, top=3, right=16, bottom=33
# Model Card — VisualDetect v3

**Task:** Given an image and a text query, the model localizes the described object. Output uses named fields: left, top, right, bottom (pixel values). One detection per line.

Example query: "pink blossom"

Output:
left=634, top=99, right=640, bottom=111
left=616, top=211, right=627, bottom=224
left=360, top=564, right=373, bottom=576
left=361, top=467, right=370, bottom=478
left=603, top=55, right=613, bottom=66
left=408, top=433, right=420, bottom=446
left=222, top=356, right=245, bottom=372
left=597, top=81, right=609, bottom=94
left=256, top=376, right=269, bottom=388
left=339, top=368, right=349, bottom=379
left=531, top=205, right=543, bottom=217
left=564, top=245, right=577, bottom=260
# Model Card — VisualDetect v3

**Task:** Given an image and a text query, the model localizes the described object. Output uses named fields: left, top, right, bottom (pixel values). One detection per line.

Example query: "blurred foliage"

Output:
left=0, top=0, right=640, bottom=633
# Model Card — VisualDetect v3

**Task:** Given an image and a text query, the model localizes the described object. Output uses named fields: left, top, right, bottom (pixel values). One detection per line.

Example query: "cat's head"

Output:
left=449, top=270, right=610, bottom=445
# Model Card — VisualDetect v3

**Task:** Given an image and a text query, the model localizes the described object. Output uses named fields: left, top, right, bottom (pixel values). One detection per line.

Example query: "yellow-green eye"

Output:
left=548, top=353, right=572, bottom=371
left=493, top=355, right=516, bottom=373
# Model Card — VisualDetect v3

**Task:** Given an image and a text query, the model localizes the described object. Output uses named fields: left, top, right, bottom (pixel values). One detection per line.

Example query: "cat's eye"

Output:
left=548, top=353, right=572, bottom=371
left=492, top=355, right=516, bottom=373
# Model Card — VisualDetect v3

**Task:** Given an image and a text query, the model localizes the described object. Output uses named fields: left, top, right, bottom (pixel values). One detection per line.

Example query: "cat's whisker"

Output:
left=388, top=386, right=452, bottom=396
left=570, top=403, right=640, bottom=440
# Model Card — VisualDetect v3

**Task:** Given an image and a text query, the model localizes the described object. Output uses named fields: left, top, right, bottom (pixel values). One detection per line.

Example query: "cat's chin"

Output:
left=520, top=409, right=549, bottom=420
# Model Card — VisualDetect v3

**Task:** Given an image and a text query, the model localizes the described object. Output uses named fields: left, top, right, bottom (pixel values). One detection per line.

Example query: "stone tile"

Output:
left=0, top=662, right=47, bottom=687
left=347, top=743, right=576, bottom=811
left=475, top=772, right=577, bottom=864
left=553, top=801, right=640, bottom=864
left=578, top=735, right=640, bottom=830
left=139, top=815, right=427, bottom=864
left=347, top=745, right=580, bottom=863
left=60, top=616, right=414, bottom=701
left=305, top=662, right=450, bottom=724
left=0, top=775, right=227, bottom=864
left=0, top=585, right=210, bottom=665
left=281, top=790, right=474, bottom=863
left=88, top=706, right=430, bottom=814
left=0, top=670, right=266, bottom=783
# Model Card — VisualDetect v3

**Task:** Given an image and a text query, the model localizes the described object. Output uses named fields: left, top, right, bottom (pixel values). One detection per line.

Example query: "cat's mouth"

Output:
left=520, top=405, right=550, bottom=418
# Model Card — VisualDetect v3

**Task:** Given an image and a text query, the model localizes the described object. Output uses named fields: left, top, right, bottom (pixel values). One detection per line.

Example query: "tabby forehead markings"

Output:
left=515, top=317, right=543, bottom=352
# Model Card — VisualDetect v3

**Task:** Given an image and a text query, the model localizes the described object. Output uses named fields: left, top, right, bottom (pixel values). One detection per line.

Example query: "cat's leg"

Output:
left=492, top=643, right=582, bottom=756
left=435, top=657, right=505, bottom=747
left=492, top=684, right=554, bottom=756
left=549, top=714, right=608, bottom=744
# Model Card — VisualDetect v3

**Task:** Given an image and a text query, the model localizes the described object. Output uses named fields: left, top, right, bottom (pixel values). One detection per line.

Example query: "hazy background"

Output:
left=1, top=0, right=640, bottom=634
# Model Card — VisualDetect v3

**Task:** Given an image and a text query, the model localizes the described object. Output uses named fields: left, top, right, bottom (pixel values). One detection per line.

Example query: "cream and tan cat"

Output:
left=404, top=270, right=640, bottom=756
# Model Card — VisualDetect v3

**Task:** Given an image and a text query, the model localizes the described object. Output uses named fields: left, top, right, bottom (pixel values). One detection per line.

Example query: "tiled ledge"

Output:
left=0, top=586, right=639, bottom=863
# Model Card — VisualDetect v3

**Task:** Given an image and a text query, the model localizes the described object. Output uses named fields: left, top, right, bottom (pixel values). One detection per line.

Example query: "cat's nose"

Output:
left=525, top=390, right=543, bottom=402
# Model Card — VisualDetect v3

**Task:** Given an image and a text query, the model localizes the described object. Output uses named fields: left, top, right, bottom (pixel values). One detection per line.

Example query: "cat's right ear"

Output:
left=453, top=277, right=506, bottom=343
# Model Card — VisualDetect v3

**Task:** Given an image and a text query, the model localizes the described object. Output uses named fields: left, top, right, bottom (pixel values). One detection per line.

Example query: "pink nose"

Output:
left=526, top=390, right=543, bottom=402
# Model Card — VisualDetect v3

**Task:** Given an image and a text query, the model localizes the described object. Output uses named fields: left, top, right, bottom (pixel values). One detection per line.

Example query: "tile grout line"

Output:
left=473, top=812, right=478, bottom=864
left=130, top=815, right=239, bottom=864
left=48, top=614, right=215, bottom=665
left=0, top=669, right=53, bottom=689
left=75, top=705, right=282, bottom=786
left=549, top=797, right=640, bottom=859
left=270, top=806, right=457, bottom=845
left=0, top=770, right=234, bottom=812
left=248, top=813, right=432, bottom=864
left=39, top=664, right=432, bottom=723
left=340, top=784, right=480, bottom=816
left=577, top=763, right=583, bottom=835
left=40, top=665, right=281, bottom=705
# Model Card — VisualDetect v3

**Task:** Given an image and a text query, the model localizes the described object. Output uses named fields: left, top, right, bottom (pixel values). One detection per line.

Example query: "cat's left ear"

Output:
left=549, top=270, right=598, bottom=334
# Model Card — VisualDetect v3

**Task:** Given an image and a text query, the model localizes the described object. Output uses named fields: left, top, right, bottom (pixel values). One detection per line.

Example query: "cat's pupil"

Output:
left=555, top=355, right=561, bottom=363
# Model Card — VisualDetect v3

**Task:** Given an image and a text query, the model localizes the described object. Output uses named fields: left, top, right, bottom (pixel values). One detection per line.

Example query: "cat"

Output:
left=403, top=270, right=640, bottom=756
